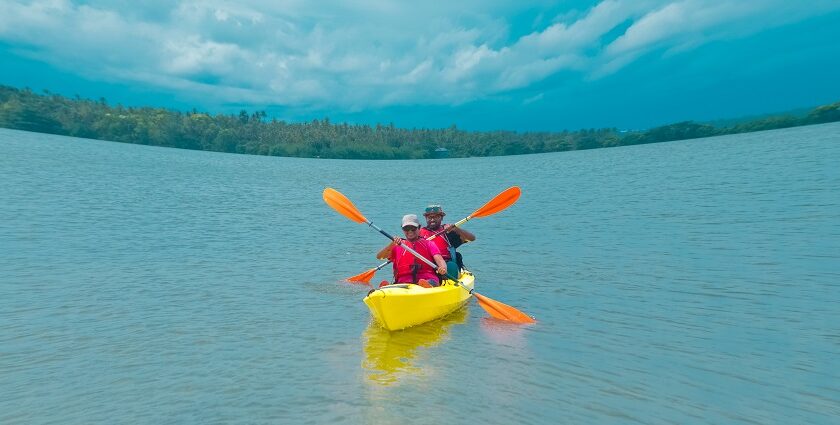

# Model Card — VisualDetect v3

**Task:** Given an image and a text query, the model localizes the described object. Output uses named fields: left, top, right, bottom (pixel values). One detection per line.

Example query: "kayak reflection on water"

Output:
left=362, top=307, right=468, bottom=385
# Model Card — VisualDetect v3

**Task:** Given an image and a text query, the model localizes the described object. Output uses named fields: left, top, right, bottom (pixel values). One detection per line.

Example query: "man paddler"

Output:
left=420, top=204, right=475, bottom=276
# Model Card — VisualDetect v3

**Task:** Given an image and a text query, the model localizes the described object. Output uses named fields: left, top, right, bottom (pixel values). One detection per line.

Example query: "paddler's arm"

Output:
left=376, top=237, right=402, bottom=260
left=444, top=224, right=475, bottom=242
left=432, top=254, right=447, bottom=276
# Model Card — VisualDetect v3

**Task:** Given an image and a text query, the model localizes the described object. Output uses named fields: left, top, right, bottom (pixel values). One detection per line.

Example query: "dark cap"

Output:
left=424, top=204, right=444, bottom=215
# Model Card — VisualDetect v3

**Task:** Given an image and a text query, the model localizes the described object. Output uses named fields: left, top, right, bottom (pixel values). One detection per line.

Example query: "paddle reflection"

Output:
left=479, top=317, right=529, bottom=347
left=362, top=307, right=468, bottom=385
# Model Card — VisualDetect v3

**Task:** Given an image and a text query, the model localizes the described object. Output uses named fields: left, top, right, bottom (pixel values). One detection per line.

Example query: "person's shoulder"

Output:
left=419, top=237, right=436, bottom=247
left=421, top=238, right=440, bottom=251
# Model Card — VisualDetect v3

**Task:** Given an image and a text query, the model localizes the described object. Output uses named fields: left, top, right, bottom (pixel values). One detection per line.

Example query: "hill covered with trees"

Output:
left=1, top=84, right=838, bottom=159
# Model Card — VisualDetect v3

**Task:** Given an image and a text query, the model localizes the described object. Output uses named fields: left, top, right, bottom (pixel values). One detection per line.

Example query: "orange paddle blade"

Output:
left=323, top=188, right=368, bottom=224
left=346, top=268, right=376, bottom=284
left=470, top=186, right=521, bottom=219
left=473, top=292, right=535, bottom=324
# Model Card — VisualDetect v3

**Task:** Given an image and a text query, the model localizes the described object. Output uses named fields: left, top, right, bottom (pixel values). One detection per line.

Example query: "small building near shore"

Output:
left=434, top=147, right=449, bottom=158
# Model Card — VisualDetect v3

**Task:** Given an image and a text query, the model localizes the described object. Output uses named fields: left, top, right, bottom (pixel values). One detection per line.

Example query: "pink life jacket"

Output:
left=420, top=227, right=453, bottom=261
left=391, top=238, right=438, bottom=283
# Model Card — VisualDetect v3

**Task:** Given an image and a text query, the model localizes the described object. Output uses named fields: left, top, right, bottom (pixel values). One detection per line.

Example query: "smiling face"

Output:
left=423, top=212, right=444, bottom=230
left=402, top=225, right=419, bottom=240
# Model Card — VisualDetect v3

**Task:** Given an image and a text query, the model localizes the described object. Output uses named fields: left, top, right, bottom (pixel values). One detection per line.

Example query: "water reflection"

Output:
left=479, top=317, right=530, bottom=348
left=362, top=307, right=468, bottom=385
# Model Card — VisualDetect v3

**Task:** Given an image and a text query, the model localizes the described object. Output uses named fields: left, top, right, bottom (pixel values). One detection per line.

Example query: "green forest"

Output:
left=1, top=84, right=838, bottom=159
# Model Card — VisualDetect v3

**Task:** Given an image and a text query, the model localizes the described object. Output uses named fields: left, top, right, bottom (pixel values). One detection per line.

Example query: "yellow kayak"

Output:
left=363, top=271, right=475, bottom=331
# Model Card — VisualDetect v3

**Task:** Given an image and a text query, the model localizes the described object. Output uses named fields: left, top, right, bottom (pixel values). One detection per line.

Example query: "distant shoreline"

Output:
left=1, top=84, right=838, bottom=160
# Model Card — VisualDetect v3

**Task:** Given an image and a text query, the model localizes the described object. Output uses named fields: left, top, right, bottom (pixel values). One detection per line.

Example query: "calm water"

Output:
left=1, top=124, right=839, bottom=424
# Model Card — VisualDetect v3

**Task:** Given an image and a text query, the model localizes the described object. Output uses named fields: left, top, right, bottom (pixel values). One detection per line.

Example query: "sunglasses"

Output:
left=402, top=226, right=418, bottom=231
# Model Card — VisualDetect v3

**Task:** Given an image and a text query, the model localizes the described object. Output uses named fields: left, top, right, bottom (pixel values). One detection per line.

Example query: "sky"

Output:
left=1, top=0, right=839, bottom=131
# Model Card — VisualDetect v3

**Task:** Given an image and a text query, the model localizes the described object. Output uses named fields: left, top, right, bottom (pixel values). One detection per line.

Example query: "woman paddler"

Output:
left=376, top=214, right=448, bottom=287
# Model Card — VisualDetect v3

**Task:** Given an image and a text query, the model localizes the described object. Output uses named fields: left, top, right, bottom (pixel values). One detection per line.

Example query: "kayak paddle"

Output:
left=323, top=188, right=535, bottom=324
left=346, top=261, right=390, bottom=285
left=345, top=186, right=522, bottom=284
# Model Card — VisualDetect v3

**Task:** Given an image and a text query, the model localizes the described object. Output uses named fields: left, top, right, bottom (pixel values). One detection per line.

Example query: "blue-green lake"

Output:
left=1, top=123, right=839, bottom=424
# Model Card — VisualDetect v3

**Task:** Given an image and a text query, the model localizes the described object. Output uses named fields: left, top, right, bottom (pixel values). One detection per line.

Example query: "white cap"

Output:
left=401, top=214, right=420, bottom=228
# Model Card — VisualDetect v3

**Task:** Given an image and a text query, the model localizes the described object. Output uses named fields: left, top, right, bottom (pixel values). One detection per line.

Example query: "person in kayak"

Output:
left=420, top=204, right=475, bottom=277
left=376, top=214, right=448, bottom=287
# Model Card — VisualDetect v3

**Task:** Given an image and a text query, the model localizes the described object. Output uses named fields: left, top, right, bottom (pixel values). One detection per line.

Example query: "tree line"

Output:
left=1, top=84, right=838, bottom=159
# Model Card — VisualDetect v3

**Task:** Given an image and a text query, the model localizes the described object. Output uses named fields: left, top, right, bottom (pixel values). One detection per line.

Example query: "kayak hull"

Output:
left=363, top=271, right=475, bottom=331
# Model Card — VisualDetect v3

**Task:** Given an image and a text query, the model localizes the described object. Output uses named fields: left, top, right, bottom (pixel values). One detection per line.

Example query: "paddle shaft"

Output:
left=370, top=260, right=391, bottom=272
left=427, top=217, right=469, bottom=240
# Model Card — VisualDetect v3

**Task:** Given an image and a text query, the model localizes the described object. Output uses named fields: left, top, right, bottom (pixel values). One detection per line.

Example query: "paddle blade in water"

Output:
left=473, top=292, right=536, bottom=324
left=323, top=188, right=368, bottom=224
left=346, top=268, right=376, bottom=284
left=470, top=186, right=521, bottom=219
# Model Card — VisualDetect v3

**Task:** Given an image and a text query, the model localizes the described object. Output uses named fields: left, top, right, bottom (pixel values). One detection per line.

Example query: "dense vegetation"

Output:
left=1, top=84, right=838, bottom=159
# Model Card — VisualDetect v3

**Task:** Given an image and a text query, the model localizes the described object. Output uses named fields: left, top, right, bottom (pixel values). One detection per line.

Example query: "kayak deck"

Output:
left=363, top=271, right=475, bottom=331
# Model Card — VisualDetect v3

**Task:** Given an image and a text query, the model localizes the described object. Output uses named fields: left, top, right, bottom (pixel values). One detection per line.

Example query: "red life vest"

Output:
left=420, top=227, right=452, bottom=260
left=392, top=238, right=437, bottom=283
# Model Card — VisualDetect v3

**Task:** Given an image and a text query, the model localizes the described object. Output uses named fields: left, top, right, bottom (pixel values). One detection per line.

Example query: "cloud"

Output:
left=596, top=0, right=840, bottom=77
left=522, top=92, right=544, bottom=105
left=1, top=0, right=838, bottom=110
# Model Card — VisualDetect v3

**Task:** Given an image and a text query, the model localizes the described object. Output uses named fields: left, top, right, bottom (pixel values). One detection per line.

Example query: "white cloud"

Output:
left=604, top=1, right=759, bottom=57
left=522, top=92, right=544, bottom=105
left=163, top=37, right=242, bottom=74
left=1, top=0, right=838, bottom=109
left=597, top=0, right=840, bottom=77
